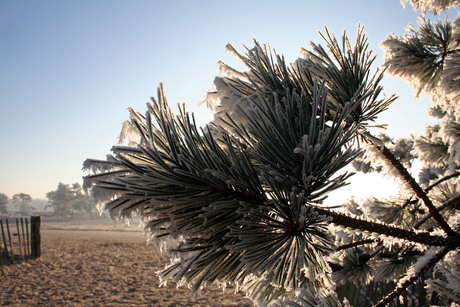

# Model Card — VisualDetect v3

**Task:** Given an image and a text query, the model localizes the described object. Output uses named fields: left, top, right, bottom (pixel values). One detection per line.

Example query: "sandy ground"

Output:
left=0, top=219, right=253, bottom=306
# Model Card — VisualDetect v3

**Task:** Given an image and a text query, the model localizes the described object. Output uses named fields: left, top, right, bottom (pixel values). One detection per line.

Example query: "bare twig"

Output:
left=414, top=194, right=460, bottom=229
left=425, top=171, right=460, bottom=193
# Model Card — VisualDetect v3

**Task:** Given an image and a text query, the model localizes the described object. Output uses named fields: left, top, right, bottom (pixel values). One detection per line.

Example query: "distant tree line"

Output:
left=46, top=183, right=96, bottom=218
left=0, top=193, right=8, bottom=214
left=0, top=192, right=34, bottom=216
left=0, top=183, right=96, bottom=218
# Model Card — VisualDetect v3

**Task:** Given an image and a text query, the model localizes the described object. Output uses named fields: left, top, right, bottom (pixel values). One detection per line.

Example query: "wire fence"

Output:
left=0, top=216, right=41, bottom=266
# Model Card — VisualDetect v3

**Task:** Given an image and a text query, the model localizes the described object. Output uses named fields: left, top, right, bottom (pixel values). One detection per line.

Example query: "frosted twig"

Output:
left=374, top=246, right=453, bottom=307
left=370, top=138, right=454, bottom=236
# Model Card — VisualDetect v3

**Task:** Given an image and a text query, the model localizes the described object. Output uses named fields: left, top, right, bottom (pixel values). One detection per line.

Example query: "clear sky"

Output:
left=0, top=0, right=452, bottom=201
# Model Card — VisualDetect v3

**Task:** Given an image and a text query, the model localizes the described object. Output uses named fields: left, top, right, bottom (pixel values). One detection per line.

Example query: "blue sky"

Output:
left=0, top=0, right=451, bottom=200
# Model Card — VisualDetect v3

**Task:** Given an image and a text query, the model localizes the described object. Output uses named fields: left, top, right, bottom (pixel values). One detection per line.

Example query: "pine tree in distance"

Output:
left=83, top=1, right=459, bottom=306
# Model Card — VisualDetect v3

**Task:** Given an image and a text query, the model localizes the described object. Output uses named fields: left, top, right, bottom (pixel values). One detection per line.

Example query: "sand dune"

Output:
left=0, top=219, right=253, bottom=306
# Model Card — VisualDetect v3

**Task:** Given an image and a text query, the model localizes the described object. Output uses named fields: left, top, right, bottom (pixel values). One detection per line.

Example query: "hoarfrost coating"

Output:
left=83, top=3, right=460, bottom=305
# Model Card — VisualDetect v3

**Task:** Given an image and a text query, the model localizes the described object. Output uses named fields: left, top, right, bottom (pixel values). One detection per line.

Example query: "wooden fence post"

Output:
left=16, top=218, right=24, bottom=261
left=30, top=216, right=41, bottom=258
left=0, top=219, right=6, bottom=266
left=0, top=219, right=10, bottom=264
left=6, top=219, right=14, bottom=264
left=20, top=218, right=28, bottom=258
left=23, top=218, right=30, bottom=257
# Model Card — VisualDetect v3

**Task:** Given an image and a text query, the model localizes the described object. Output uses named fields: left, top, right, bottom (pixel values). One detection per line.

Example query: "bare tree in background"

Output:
left=0, top=193, right=8, bottom=214
left=12, top=193, right=33, bottom=216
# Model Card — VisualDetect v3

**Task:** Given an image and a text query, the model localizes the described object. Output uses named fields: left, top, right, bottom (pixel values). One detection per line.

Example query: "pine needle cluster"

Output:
left=83, top=2, right=459, bottom=306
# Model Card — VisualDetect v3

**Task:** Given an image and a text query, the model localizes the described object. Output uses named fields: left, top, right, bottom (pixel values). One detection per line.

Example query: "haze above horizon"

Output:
left=0, top=1, right=453, bottom=201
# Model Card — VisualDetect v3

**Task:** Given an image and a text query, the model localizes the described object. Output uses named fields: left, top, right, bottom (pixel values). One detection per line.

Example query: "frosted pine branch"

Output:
left=414, top=194, right=460, bottom=228
left=313, top=207, right=459, bottom=247
left=374, top=246, right=454, bottom=307
left=368, top=136, right=455, bottom=235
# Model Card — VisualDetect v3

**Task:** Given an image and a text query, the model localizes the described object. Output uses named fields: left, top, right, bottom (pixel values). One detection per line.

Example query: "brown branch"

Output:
left=374, top=245, right=453, bottom=307
left=377, top=144, right=454, bottom=236
left=313, top=207, right=459, bottom=248
left=399, top=171, right=458, bottom=216
left=393, top=167, right=458, bottom=227
left=425, top=171, right=460, bottom=193
left=414, top=194, right=460, bottom=229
